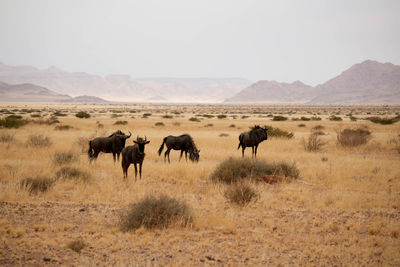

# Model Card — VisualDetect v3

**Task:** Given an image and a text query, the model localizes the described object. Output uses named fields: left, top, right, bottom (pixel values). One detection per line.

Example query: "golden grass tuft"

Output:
left=67, top=238, right=87, bottom=253
left=55, top=167, right=90, bottom=182
left=224, top=182, right=259, bottom=206
left=26, top=134, right=52, bottom=147
left=20, top=177, right=54, bottom=194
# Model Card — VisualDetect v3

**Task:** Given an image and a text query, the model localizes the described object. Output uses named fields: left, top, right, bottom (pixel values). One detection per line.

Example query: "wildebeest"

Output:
left=88, top=130, right=131, bottom=162
left=158, top=134, right=200, bottom=163
left=121, top=136, right=150, bottom=180
left=237, top=125, right=268, bottom=158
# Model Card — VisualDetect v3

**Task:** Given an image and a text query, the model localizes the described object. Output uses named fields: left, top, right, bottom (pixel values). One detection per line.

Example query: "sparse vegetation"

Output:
left=27, top=134, right=52, bottom=147
left=20, top=177, right=54, bottom=194
left=329, top=115, right=343, bottom=121
left=162, top=115, right=173, bottom=119
left=211, top=158, right=299, bottom=184
left=302, top=133, right=326, bottom=152
left=217, top=114, right=227, bottom=119
left=189, top=117, right=200, bottom=122
left=366, top=116, right=399, bottom=125
left=67, top=238, right=86, bottom=253
left=54, top=125, right=73, bottom=131
left=298, top=124, right=306, bottom=127
left=0, top=115, right=27, bottom=128
left=120, top=195, right=192, bottom=231
left=155, top=122, right=165, bottom=126
left=0, top=132, right=14, bottom=143
left=224, top=182, right=259, bottom=207
left=336, top=127, right=371, bottom=147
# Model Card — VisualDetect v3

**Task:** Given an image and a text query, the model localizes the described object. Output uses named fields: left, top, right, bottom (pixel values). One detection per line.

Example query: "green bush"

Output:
left=272, top=115, right=288, bottom=121
left=264, top=125, right=294, bottom=139
left=120, top=195, right=193, bottom=231
left=217, top=114, right=227, bottom=119
left=0, top=115, right=27, bottom=128
left=366, top=116, right=399, bottom=125
left=75, top=111, right=90, bottom=119
left=210, top=158, right=299, bottom=184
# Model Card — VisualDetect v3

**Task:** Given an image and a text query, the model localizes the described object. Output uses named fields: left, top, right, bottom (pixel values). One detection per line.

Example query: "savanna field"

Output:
left=0, top=103, right=400, bottom=266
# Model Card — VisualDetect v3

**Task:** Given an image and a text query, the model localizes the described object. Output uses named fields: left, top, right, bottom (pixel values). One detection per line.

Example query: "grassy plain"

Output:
left=0, top=103, right=399, bottom=265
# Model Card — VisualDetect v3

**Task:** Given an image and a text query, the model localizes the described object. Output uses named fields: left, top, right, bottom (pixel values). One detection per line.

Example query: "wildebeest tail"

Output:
left=158, top=137, right=167, bottom=156
left=88, top=140, right=93, bottom=158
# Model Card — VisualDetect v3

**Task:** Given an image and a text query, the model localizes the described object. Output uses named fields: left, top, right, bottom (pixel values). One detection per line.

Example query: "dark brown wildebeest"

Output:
left=121, top=136, right=150, bottom=180
left=88, top=130, right=131, bottom=162
left=237, top=125, right=268, bottom=158
left=158, top=134, right=200, bottom=163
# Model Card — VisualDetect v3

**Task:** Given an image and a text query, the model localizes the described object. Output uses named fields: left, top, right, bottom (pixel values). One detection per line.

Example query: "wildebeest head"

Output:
left=134, top=136, right=150, bottom=154
left=114, top=131, right=131, bottom=148
left=251, top=125, right=268, bottom=141
left=189, top=148, right=200, bottom=162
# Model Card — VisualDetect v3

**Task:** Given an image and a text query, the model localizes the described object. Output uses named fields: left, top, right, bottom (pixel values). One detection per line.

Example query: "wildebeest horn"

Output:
left=126, top=131, right=131, bottom=138
left=144, top=136, right=147, bottom=142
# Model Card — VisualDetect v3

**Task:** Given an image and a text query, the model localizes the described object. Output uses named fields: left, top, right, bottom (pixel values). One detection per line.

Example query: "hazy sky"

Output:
left=1, top=0, right=399, bottom=85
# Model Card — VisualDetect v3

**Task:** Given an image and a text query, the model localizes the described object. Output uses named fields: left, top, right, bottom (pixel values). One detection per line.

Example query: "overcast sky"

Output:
left=0, top=0, right=399, bottom=85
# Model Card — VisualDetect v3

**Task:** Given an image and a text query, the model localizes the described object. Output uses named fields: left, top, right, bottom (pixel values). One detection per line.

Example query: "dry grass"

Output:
left=336, top=127, right=371, bottom=147
left=0, top=132, right=14, bottom=143
left=67, top=238, right=86, bottom=253
left=52, top=151, right=79, bottom=166
left=302, top=132, right=326, bottom=152
left=55, top=167, right=90, bottom=182
left=26, top=134, right=52, bottom=147
left=0, top=103, right=399, bottom=266
left=224, top=182, right=259, bottom=206
left=20, top=177, right=54, bottom=194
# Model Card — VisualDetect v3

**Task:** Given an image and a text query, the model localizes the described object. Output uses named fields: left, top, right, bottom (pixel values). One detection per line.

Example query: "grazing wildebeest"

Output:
left=158, top=134, right=200, bottom=163
left=88, top=130, right=131, bottom=162
left=237, top=125, right=268, bottom=158
left=121, top=136, right=150, bottom=180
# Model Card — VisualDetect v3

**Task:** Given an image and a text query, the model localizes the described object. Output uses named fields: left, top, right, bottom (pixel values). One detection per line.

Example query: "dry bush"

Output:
left=27, top=134, right=52, bottom=148
left=120, top=195, right=193, bottom=231
left=336, top=127, right=371, bottom=147
left=219, top=133, right=229, bottom=137
left=367, top=116, right=399, bottom=125
left=114, top=120, right=128, bottom=125
left=189, top=117, right=200, bottom=122
left=162, top=115, right=173, bottom=119
left=272, top=115, right=288, bottom=121
left=204, top=123, right=213, bottom=127
left=52, top=152, right=79, bottom=166
left=210, top=158, right=299, bottom=184
left=388, top=133, right=400, bottom=153
left=0, top=132, right=14, bottom=143
left=20, top=177, right=54, bottom=194
left=30, top=116, right=59, bottom=125
left=155, top=122, right=165, bottom=126
left=224, top=182, right=259, bottom=207
left=55, top=167, right=90, bottom=182
left=329, top=115, right=343, bottom=121
left=302, top=133, right=326, bottom=152
left=312, top=125, right=325, bottom=131
left=54, top=125, right=73, bottom=131
left=67, top=238, right=86, bottom=253
left=298, top=124, right=306, bottom=127
left=75, top=111, right=90, bottom=119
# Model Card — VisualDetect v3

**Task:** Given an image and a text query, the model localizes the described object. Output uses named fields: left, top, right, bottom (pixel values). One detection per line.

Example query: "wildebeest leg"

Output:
left=92, top=151, right=100, bottom=162
left=122, top=161, right=129, bottom=179
left=117, top=153, right=120, bottom=162
left=134, top=163, right=138, bottom=182
left=166, top=148, right=171, bottom=163
left=251, top=146, right=255, bottom=158
left=113, top=153, right=116, bottom=163
left=185, top=151, right=188, bottom=162
left=179, top=150, right=184, bottom=161
left=139, top=162, right=142, bottom=179
left=242, top=147, right=245, bottom=158
left=255, top=144, right=259, bottom=158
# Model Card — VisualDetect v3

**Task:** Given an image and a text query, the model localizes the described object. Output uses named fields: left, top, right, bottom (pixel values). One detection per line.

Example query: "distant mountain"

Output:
left=309, top=60, right=400, bottom=104
left=0, top=81, right=108, bottom=103
left=225, top=80, right=314, bottom=103
left=0, top=63, right=250, bottom=102
left=226, top=60, right=400, bottom=104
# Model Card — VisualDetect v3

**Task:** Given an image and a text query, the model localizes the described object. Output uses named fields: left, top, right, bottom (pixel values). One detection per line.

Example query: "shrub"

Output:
left=210, top=158, right=299, bottom=184
left=329, top=115, right=342, bottom=121
left=302, top=133, right=326, bottom=152
left=366, top=116, right=399, bottom=125
left=162, top=115, right=173, bottom=119
left=30, top=114, right=41, bottom=118
left=272, top=116, right=288, bottom=121
left=310, top=116, right=322, bottom=121
left=217, top=114, right=227, bottom=119
left=0, top=133, right=14, bottom=143
left=219, top=133, right=229, bottom=137
left=27, top=135, right=52, bottom=147
left=350, top=116, right=358, bottom=121
left=264, top=125, right=294, bottom=139
left=298, top=124, right=306, bottom=127
left=202, top=114, right=214, bottom=118
left=189, top=117, right=200, bottom=122
left=53, top=111, right=67, bottom=117
left=114, top=120, right=128, bottom=125
left=204, top=123, right=213, bottom=127
left=30, top=116, right=59, bottom=125
left=229, top=124, right=236, bottom=128
left=54, top=125, right=73, bottom=131
left=312, top=125, right=325, bottom=131
left=336, top=127, right=371, bottom=147
left=120, top=195, right=192, bottom=231
left=20, top=177, right=54, bottom=194
left=55, top=167, right=90, bottom=182
left=155, top=122, right=165, bottom=126
left=224, top=182, right=259, bottom=207
left=300, top=116, right=310, bottom=121
left=0, top=115, right=27, bottom=129
left=142, top=113, right=152, bottom=118
left=67, top=238, right=86, bottom=253
left=241, top=115, right=250, bottom=119
left=75, top=111, right=90, bottom=119
left=52, top=152, right=79, bottom=165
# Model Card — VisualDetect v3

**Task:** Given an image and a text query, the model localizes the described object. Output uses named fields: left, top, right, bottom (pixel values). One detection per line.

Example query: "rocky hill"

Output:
left=226, top=60, right=400, bottom=104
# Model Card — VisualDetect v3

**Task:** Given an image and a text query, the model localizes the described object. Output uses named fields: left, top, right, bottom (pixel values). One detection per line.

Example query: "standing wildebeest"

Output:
left=237, top=125, right=268, bottom=158
left=158, top=134, right=200, bottom=163
left=122, top=136, right=150, bottom=180
left=88, top=130, right=131, bottom=162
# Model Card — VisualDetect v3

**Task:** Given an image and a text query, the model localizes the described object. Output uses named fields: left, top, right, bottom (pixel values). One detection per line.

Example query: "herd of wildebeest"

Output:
left=87, top=125, right=269, bottom=180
